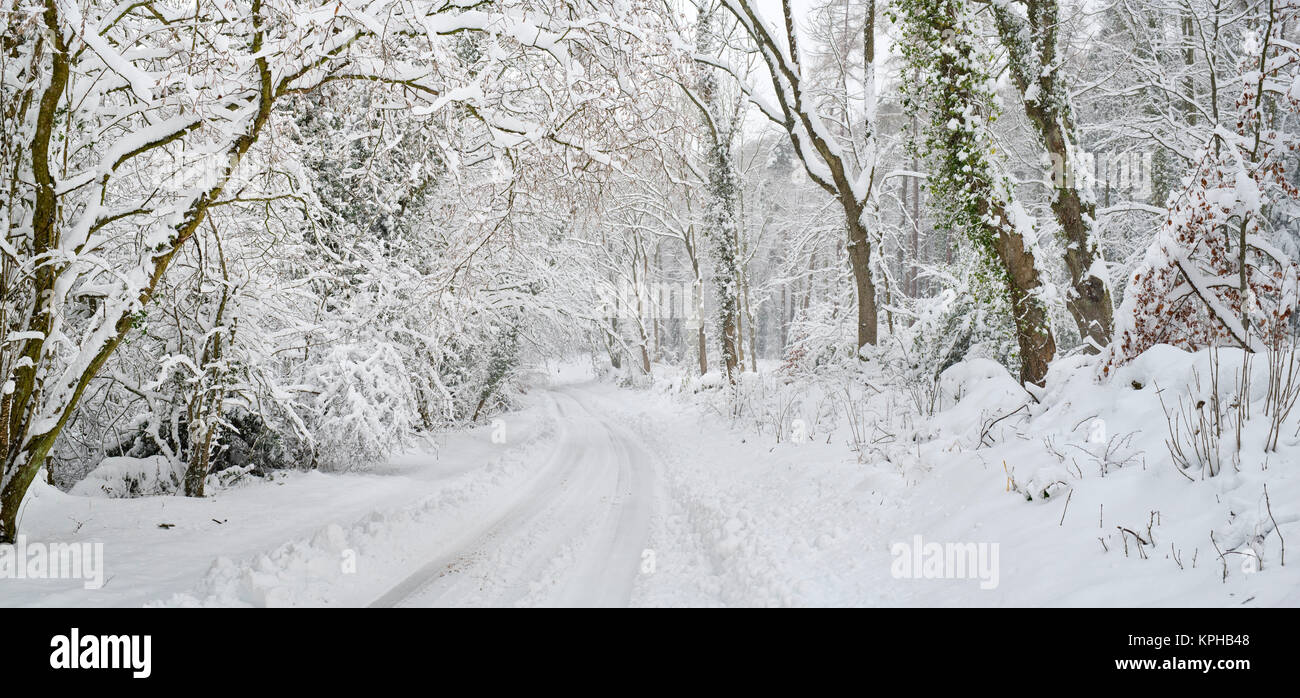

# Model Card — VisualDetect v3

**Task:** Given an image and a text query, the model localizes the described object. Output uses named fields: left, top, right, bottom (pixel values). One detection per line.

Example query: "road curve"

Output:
left=370, top=385, right=654, bottom=607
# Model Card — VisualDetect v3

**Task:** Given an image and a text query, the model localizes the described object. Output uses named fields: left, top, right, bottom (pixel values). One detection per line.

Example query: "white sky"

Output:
left=724, top=0, right=894, bottom=137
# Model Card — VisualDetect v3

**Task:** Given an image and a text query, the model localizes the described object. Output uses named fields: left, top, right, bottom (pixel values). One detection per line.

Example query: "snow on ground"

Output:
left=2, top=349, right=1297, bottom=607
left=623, top=345, right=1300, bottom=607
left=1, top=396, right=558, bottom=607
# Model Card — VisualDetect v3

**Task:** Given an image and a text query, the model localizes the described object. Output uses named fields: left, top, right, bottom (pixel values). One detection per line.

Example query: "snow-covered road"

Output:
left=7, top=362, right=1299, bottom=608
left=372, top=387, right=654, bottom=607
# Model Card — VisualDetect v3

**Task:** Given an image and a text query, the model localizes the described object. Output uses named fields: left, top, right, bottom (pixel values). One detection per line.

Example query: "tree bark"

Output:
left=682, top=227, right=708, bottom=376
left=697, top=4, right=741, bottom=382
left=988, top=203, right=1057, bottom=386
left=694, top=277, right=708, bottom=375
left=848, top=218, right=878, bottom=349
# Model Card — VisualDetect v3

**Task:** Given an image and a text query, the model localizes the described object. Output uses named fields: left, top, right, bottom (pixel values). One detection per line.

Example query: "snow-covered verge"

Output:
left=617, top=344, right=1300, bottom=606
left=0, top=395, right=559, bottom=607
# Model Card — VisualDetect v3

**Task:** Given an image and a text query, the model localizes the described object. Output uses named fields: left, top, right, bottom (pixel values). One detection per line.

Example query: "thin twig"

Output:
left=1058, top=488, right=1073, bottom=526
left=1264, top=483, right=1285, bottom=566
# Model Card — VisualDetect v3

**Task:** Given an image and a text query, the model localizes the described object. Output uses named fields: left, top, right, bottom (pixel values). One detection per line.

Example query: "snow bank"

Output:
left=69, top=456, right=184, bottom=498
left=929, top=358, right=1031, bottom=444
left=634, top=344, right=1300, bottom=606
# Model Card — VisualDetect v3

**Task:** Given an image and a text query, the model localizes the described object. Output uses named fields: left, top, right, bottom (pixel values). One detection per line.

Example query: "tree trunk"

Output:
left=607, top=316, right=623, bottom=370
left=855, top=0, right=879, bottom=351
left=736, top=306, right=747, bottom=372
left=694, top=276, right=708, bottom=375
left=1051, top=169, right=1114, bottom=349
left=684, top=233, right=708, bottom=376
left=992, top=0, right=1114, bottom=350
left=719, top=293, right=740, bottom=380
left=697, top=3, right=740, bottom=383
left=183, top=424, right=215, bottom=497
left=988, top=204, right=1057, bottom=386
left=720, top=0, right=879, bottom=355
left=697, top=320, right=708, bottom=375
left=747, top=288, right=758, bottom=373
left=846, top=216, right=878, bottom=351
left=1, top=0, right=279, bottom=541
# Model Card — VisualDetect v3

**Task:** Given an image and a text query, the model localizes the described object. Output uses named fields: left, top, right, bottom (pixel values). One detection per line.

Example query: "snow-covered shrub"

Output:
left=929, top=358, right=1030, bottom=447
left=69, top=456, right=185, bottom=498
left=887, top=283, right=1019, bottom=403
left=97, top=407, right=297, bottom=477
left=295, top=342, right=420, bottom=471
left=780, top=295, right=858, bottom=377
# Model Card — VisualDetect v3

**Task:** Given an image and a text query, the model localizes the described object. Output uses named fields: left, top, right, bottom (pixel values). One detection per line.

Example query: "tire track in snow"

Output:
left=371, top=385, right=655, bottom=607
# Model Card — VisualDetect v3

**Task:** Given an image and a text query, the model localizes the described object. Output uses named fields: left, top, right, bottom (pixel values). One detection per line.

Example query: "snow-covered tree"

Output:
left=892, top=0, right=1058, bottom=384
left=707, top=0, right=883, bottom=353
left=1104, top=0, right=1300, bottom=373
left=989, top=0, right=1115, bottom=350
left=0, top=0, right=660, bottom=540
